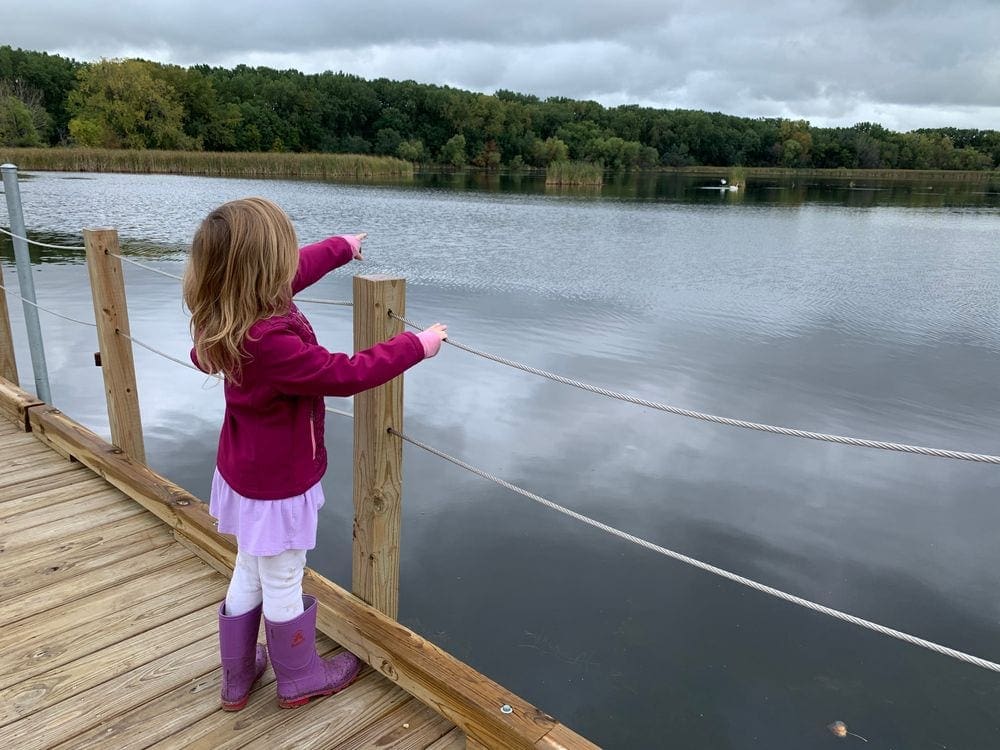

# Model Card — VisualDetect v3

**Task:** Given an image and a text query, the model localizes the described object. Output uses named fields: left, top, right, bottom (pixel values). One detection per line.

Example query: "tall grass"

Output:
left=0, top=148, right=414, bottom=178
left=545, top=161, right=604, bottom=186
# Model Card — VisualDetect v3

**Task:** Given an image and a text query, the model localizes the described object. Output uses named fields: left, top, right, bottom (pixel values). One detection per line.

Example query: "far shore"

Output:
left=1, top=147, right=997, bottom=182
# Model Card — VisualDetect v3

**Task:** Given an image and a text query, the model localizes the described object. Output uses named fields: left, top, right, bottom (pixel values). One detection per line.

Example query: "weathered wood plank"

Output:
left=0, top=465, right=92, bottom=503
left=333, top=698, right=456, bottom=750
left=0, top=514, right=166, bottom=594
left=0, top=268, right=17, bottom=384
left=0, top=433, right=50, bottom=456
left=0, top=376, right=43, bottom=431
left=426, top=728, right=467, bottom=750
left=0, top=460, right=81, bottom=491
left=220, top=671, right=405, bottom=750
left=353, top=275, right=406, bottom=619
left=0, top=601, right=219, bottom=727
left=147, top=640, right=343, bottom=750
left=0, top=542, right=194, bottom=627
left=0, top=565, right=222, bottom=690
left=0, top=497, right=145, bottom=553
left=0, top=487, right=129, bottom=535
left=84, top=228, right=145, bottom=463
left=6, top=634, right=218, bottom=748
left=49, top=660, right=223, bottom=750
left=0, top=476, right=111, bottom=520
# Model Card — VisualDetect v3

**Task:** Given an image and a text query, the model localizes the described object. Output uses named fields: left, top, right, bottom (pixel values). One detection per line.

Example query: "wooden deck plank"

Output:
left=0, top=465, right=92, bottom=503
left=200, top=670, right=409, bottom=750
left=6, top=634, right=220, bottom=749
left=0, top=487, right=131, bottom=535
left=146, top=639, right=343, bottom=750
left=0, top=601, right=220, bottom=727
left=0, top=476, right=111, bottom=520
left=0, top=498, right=146, bottom=553
left=0, top=543, right=195, bottom=627
left=426, top=728, right=466, bottom=750
left=330, top=698, right=456, bottom=750
left=0, top=567, right=223, bottom=691
left=0, top=458, right=82, bottom=490
left=0, top=514, right=167, bottom=595
left=0, top=433, right=50, bottom=456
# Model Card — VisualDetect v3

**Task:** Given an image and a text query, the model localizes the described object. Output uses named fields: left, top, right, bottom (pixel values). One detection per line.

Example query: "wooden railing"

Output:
left=0, top=225, right=599, bottom=750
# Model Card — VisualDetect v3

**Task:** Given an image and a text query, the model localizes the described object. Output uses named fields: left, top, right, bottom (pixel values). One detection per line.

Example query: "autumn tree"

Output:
left=68, top=59, right=195, bottom=149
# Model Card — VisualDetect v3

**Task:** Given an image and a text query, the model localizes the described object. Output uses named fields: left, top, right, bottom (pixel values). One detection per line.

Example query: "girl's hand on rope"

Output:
left=417, top=323, right=448, bottom=359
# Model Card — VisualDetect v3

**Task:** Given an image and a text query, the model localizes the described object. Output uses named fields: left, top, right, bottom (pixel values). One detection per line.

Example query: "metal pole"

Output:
left=1, top=164, right=52, bottom=403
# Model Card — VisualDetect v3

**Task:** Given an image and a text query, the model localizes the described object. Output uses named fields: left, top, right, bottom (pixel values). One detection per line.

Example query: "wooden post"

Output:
left=0, top=261, right=17, bottom=384
left=83, top=228, right=145, bottom=463
left=353, top=275, right=406, bottom=619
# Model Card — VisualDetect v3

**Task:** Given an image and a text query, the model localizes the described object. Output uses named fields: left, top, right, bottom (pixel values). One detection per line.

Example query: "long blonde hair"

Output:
left=183, top=197, right=299, bottom=381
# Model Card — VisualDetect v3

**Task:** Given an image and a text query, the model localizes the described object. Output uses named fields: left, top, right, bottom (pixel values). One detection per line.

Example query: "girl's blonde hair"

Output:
left=183, top=197, right=299, bottom=381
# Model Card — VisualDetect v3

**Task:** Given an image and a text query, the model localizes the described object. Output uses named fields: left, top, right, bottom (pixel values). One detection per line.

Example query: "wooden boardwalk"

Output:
left=0, top=417, right=463, bottom=750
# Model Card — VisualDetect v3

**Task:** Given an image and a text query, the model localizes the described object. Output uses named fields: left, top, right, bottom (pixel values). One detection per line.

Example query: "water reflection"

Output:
left=1, top=171, right=999, bottom=748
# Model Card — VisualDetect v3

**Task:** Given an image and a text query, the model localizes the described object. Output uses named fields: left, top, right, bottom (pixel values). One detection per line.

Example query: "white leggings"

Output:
left=225, top=548, right=307, bottom=622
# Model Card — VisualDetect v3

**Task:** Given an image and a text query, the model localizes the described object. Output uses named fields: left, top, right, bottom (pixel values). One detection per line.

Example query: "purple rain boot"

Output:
left=264, top=595, right=363, bottom=709
left=218, top=602, right=269, bottom=711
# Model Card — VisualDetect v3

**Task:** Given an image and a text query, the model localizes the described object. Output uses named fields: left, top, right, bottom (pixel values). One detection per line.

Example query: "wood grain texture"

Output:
left=0, top=602, right=219, bottom=728
left=6, top=634, right=219, bottom=748
left=427, top=728, right=467, bottom=750
left=0, top=514, right=166, bottom=594
left=0, top=475, right=111, bottom=519
left=147, top=640, right=342, bottom=750
left=0, top=564, right=221, bottom=690
left=0, top=375, right=42, bottom=430
left=353, top=275, right=406, bottom=619
left=0, top=542, right=194, bottom=627
left=0, top=264, right=17, bottom=383
left=83, top=228, right=145, bottom=463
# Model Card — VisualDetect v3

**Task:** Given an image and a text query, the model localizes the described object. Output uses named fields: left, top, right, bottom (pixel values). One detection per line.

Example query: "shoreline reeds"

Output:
left=545, top=161, right=604, bottom=186
left=0, top=148, right=414, bottom=179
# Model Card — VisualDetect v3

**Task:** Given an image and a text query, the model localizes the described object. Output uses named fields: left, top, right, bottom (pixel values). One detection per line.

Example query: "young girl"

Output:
left=184, top=197, right=446, bottom=711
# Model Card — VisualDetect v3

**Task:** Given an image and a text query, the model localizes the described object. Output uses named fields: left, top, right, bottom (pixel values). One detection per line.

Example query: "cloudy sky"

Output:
left=7, top=0, right=1000, bottom=131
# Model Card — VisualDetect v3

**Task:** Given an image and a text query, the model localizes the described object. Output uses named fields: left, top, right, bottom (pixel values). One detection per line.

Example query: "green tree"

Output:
left=68, top=59, right=194, bottom=149
left=440, top=133, right=466, bottom=167
left=396, top=138, right=425, bottom=162
left=0, top=94, right=42, bottom=146
left=374, top=127, right=403, bottom=155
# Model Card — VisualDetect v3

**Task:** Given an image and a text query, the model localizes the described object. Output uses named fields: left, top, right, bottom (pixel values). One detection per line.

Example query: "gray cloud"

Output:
left=7, top=0, right=1000, bottom=130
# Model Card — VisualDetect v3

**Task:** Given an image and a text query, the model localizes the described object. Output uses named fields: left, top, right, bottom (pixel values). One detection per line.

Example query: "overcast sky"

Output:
left=7, top=0, right=1000, bottom=131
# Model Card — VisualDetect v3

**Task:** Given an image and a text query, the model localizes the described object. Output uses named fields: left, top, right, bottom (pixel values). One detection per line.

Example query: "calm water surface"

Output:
left=3, top=171, right=1000, bottom=748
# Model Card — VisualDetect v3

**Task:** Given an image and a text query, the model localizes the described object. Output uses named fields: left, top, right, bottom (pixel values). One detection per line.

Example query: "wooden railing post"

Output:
left=0, top=261, right=17, bottom=384
left=352, top=274, right=406, bottom=619
left=83, top=228, right=145, bottom=463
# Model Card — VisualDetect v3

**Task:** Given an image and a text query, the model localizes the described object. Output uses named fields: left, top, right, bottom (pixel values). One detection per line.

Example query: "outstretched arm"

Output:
left=292, top=235, right=364, bottom=293
left=259, top=326, right=426, bottom=397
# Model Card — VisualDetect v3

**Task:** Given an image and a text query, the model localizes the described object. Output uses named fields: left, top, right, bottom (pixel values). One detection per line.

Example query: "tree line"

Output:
left=1, top=45, right=998, bottom=171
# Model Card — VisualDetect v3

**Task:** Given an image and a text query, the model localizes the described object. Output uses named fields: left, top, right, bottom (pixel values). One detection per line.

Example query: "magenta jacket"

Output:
left=192, top=237, right=425, bottom=499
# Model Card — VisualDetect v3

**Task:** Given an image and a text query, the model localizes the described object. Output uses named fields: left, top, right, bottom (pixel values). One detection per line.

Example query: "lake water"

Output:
left=2, top=170, right=1000, bottom=748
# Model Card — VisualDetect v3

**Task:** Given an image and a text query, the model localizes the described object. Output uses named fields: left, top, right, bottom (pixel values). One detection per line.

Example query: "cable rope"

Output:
left=390, top=426, right=1000, bottom=674
left=0, top=281, right=97, bottom=327
left=0, top=225, right=86, bottom=251
left=390, top=312, right=1000, bottom=465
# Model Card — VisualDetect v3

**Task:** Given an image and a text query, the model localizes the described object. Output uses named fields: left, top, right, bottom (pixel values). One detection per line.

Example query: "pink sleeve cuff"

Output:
left=416, top=329, right=443, bottom=359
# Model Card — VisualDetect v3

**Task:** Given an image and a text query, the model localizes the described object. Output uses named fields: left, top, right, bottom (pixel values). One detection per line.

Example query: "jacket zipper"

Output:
left=310, top=405, right=317, bottom=461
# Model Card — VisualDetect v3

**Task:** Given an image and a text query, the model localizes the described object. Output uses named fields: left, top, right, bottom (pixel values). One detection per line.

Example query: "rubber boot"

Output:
left=264, top=595, right=363, bottom=708
left=218, top=601, right=269, bottom=711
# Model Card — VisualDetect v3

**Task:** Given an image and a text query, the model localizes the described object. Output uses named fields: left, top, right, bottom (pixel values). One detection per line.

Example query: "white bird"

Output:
left=720, top=178, right=727, bottom=185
